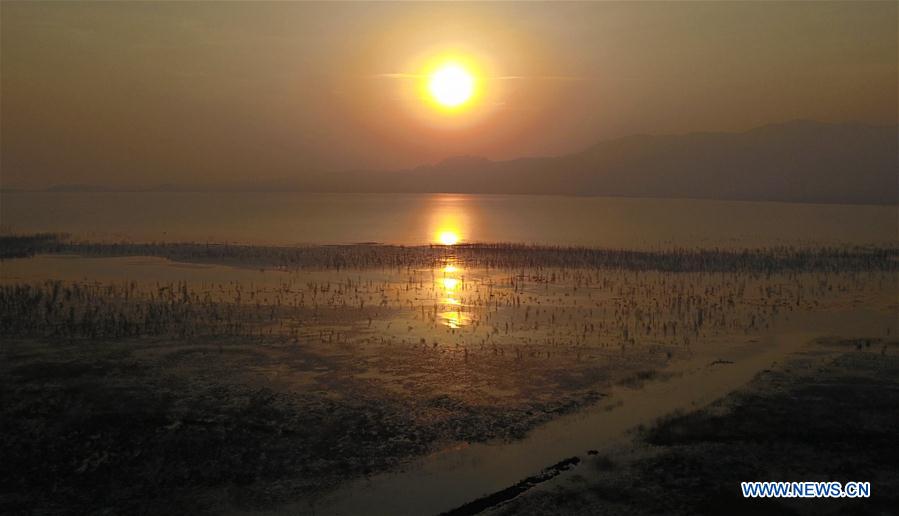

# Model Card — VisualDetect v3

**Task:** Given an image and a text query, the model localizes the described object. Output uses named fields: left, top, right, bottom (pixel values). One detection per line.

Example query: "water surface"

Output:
left=1, top=192, right=895, bottom=248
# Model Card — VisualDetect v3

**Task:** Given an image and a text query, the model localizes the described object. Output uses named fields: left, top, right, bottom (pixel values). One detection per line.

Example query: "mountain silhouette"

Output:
left=42, top=121, right=897, bottom=204
left=298, top=120, right=898, bottom=204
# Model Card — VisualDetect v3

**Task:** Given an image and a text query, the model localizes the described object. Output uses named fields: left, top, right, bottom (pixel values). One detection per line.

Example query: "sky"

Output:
left=1, top=1, right=896, bottom=189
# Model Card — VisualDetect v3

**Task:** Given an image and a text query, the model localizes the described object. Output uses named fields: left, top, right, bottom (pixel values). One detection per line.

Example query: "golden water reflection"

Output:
left=436, top=258, right=471, bottom=329
left=427, top=195, right=476, bottom=327
left=439, top=309, right=470, bottom=330
left=438, top=231, right=459, bottom=246
left=441, top=277, right=459, bottom=291
left=428, top=194, right=472, bottom=246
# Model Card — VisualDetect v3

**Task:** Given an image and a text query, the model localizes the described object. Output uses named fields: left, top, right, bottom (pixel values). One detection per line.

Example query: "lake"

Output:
left=1, top=192, right=895, bottom=249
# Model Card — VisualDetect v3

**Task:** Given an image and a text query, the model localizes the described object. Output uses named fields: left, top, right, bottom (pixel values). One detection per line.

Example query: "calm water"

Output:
left=1, top=192, right=895, bottom=248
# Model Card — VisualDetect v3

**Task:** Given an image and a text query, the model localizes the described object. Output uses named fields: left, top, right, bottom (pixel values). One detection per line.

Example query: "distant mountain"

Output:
left=38, top=121, right=897, bottom=204
left=295, top=120, right=897, bottom=204
left=44, top=183, right=122, bottom=193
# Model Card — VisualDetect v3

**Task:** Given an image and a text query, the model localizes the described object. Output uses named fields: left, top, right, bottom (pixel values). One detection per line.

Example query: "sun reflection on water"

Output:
left=439, top=309, right=469, bottom=330
left=428, top=194, right=471, bottom=246
left=442, top=277, right=459, bottom=291
left=438, top=231, right=459, bottom=246
left=436, top=258, right=470, bottom=328
left=429, top=194, right=472, bottom=328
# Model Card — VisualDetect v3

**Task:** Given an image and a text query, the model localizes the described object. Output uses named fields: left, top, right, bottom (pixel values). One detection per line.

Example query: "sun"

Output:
left=428, top=63, right=475, bottom=108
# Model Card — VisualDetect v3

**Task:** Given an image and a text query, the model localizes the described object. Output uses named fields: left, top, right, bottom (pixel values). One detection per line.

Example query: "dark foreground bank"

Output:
left=493, top=338, right=899, bottom=516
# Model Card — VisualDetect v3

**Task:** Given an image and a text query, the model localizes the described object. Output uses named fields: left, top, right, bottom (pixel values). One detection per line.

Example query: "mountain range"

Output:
left=32, top=120, right=899, bottom=205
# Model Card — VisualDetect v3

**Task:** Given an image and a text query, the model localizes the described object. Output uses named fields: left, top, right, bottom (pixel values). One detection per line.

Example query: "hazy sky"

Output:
left=2, top=1, right=896, bottom=188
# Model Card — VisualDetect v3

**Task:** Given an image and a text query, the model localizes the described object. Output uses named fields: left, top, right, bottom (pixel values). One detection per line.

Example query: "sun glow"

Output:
left=427, top=63, right=475, bottom=109
left=404, top=53, right=493, bottom=126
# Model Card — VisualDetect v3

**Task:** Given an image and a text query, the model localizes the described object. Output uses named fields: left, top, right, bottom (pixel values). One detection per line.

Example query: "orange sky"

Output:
left=1, top=1, right=896, bottom=188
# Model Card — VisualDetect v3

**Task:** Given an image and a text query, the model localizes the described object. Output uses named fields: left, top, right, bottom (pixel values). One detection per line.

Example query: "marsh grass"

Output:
left=0, top=280, right=301, bottom=340
left=3, top=233, right=896, bottom=273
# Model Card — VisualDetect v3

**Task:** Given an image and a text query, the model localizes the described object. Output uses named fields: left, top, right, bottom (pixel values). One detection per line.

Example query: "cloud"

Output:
left=370, top=73, right=589, bottom=81
left=371, top=73, right=425, bottom=79
left=496, top=75, right=589, bottom=81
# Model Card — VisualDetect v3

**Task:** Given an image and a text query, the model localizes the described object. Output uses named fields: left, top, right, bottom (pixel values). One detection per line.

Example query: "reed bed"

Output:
left=0, top=280, right=298, bottom=340
left=2, top=233, right=896, bottom=273
left=0, top=233, right=68, bottom=259
left=2, top=233, right=894, bottom=375
left=2, top=265, right=892, bottom=368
